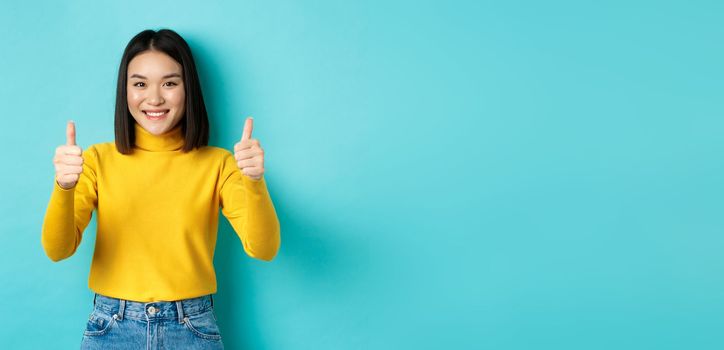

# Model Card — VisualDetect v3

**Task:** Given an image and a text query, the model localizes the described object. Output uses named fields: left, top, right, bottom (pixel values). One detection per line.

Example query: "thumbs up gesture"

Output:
left=53, top=121, right=84, bottom=189
left=233, top=117, right=265, bottom=181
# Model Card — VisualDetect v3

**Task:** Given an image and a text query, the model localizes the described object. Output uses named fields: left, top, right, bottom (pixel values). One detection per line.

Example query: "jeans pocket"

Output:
left=83, top=309, right=117, bottom=337
left=183, top=310, right=222, bottom=340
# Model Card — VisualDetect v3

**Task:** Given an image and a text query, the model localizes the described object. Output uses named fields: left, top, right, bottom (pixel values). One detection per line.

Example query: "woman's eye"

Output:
left=133, top=82, right=145, bottom=87
left=164, top=81, right=178, bottom=87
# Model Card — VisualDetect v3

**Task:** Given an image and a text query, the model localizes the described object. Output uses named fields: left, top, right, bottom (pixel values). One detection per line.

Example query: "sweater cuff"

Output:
left=52, top=180, right=75, bottom=203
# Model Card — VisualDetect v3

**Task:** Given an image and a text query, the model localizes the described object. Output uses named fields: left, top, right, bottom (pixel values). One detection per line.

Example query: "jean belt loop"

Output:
left=210, top=294, right=214, bottom=308
left=176, top=300, right=185, bottom=324
left=117, top=299, right=126, bottom=321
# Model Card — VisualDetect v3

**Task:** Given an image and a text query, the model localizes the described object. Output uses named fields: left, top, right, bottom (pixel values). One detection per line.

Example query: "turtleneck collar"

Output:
left=134, top=122, right=185, bottom=152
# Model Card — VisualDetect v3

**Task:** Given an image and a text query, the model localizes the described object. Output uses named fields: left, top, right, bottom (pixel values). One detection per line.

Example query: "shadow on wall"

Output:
left=213, top=187, right=370, bottom=349
left=191, top=35, right=370, bottom=349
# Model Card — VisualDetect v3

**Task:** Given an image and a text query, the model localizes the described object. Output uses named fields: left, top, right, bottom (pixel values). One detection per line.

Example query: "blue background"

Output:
left=1, top=0, right=723, bottom=349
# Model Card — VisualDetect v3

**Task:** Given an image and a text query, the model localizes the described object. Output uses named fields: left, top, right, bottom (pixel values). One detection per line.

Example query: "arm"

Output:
left=41, top=146, right=98, bottom=262
left=219, top=152, right=281, bottom=261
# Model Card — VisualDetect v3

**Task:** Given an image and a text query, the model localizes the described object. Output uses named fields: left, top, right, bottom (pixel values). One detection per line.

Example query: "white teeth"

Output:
left=145, top=111, right=167, bottom=117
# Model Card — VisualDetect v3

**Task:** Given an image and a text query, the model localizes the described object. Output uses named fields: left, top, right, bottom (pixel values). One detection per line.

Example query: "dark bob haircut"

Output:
left=114, top=29, right=209, bottom=154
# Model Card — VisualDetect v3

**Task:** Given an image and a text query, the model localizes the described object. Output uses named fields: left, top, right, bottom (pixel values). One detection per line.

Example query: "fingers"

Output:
left=234, top=148, right=263, bottom=160
left=54, top=154, right=84, bottom=165
left=53, top=148, right=84, bottom=169
left=240, top=166, right=265, bottom=179
left=54, top=153, right=84, bottom=188
left=236, top=158, right=259, bottom=169
left=55, top=164, right=83, bottom=174
left=56, top=173, right=81, bottom=186
left=57, top=145, right=82, bottom=156
left=235, top=147, right=264, bottom=166
left=234, top=139, right=261, bottom=152
left=235, top=116, right=264, bottom=180
left=54, top=121, right=84, bottom=188
left=66, top=120, right=76, bottom=146
left=241, top=117, right=253, bottom=141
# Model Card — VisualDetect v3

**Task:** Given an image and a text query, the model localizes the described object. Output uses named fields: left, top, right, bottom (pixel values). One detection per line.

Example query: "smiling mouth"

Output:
left=143, top=110, right=169, bottom=119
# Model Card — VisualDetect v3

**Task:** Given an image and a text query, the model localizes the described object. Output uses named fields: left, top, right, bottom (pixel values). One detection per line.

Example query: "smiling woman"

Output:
left=41, top=29, right=281, bottom=350
left=113, top=29, right=209, bottom=154
left=127, top=52, right=185, bottom=130
left=127, top=51, right=185, bottom=130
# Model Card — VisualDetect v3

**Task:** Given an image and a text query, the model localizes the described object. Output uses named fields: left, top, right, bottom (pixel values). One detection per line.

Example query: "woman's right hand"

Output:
left=54, top=121, right=84, bottom=190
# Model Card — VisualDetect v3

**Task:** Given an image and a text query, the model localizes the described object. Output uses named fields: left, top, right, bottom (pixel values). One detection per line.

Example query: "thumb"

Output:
left=66, top=120, right=76, bottom=146
left=241, top=117, right=253, bottom=141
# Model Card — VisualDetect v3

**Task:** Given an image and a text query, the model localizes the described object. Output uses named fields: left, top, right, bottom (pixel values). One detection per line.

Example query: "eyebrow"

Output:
left=129, top=73, right=182, bottom=79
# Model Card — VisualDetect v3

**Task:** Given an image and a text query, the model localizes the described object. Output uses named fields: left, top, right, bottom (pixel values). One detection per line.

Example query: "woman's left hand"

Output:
left=234, top=117, right=265, bottom=180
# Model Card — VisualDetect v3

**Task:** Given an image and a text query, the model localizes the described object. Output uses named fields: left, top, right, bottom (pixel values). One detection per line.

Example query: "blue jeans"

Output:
left=80, top=293, right=225, bottom=349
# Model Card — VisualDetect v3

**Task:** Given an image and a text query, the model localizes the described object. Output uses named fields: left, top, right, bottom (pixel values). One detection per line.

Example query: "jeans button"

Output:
left=147, top=306, right=156, bottom=314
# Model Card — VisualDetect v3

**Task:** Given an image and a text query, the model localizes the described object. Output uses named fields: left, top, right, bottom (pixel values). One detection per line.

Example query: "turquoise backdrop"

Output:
left=1, top=0, right=723, bottom=349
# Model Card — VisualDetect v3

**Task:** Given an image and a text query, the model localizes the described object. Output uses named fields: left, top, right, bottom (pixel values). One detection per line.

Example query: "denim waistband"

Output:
left=92, top=293, right=215, bottom=323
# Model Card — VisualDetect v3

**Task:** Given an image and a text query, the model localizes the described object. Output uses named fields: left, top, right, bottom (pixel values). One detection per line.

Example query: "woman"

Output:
left=41, top=29, right=281, bottom=349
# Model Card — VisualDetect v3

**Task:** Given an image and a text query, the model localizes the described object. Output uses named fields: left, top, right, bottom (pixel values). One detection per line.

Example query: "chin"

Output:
left=134, top=115, right=177, bottom=134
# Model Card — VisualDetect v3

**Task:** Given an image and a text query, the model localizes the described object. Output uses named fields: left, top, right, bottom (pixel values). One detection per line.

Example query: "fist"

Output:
left=233, top=117, right=265, bottom=180
left=54, top=121, right=84, bottom=189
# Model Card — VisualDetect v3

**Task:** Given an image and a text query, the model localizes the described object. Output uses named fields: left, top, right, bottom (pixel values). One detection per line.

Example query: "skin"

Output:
left=54, top=51, right=266, bottom=189
left=126, top=50, right=186, bottom=135
left=54, top=121, right=83, bottom=189
left=234, top=117, right=265, bottom=181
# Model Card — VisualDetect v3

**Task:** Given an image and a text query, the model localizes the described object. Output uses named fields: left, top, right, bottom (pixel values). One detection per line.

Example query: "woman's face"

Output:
left=127, top=50, right=185, bottom=135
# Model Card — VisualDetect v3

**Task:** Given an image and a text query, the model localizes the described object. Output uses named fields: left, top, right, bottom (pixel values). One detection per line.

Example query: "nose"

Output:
left=147, top=86, right=165, bottom=105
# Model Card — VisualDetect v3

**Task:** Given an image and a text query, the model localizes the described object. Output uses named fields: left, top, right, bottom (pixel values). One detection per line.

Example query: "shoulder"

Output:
left=190, top=146, right=236, bottom=170
left=87, top=142, right=113, bottom=155
left=82, top=142, right=120, bottom=160
left=194, top=145, right=233, bottom=160
left=193, top=146, right=238, bottom=179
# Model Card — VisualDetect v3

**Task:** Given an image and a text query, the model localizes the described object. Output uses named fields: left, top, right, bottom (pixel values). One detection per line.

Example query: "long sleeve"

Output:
left=41, top=145, right=99, bottom=262
left=219, top=152, right=281, bottom=261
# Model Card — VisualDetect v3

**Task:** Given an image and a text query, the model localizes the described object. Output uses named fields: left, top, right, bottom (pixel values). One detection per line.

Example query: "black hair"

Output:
left=114, top=29, right=209, bottom=154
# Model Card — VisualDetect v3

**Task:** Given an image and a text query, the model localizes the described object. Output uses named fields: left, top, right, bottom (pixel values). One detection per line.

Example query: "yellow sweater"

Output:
left=41, top=122, right=281, bottom=302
